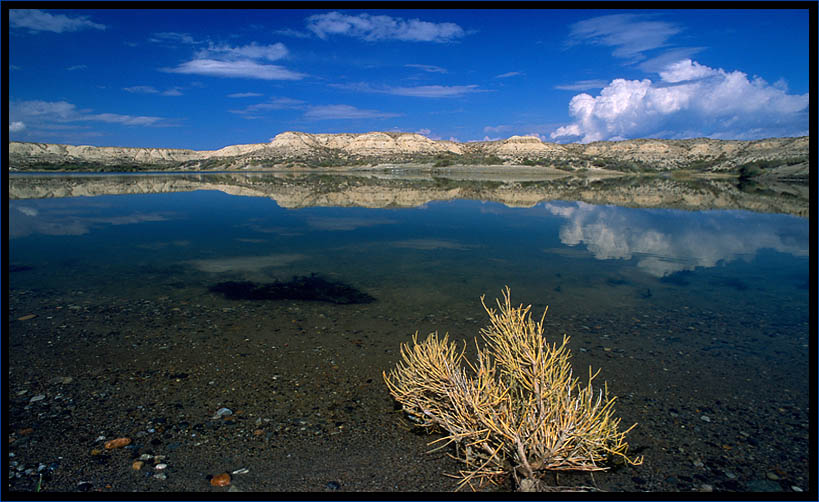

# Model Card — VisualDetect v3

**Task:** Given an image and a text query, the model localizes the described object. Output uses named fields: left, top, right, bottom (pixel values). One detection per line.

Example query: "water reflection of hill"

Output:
left=8, top=170, right=808, bottom=217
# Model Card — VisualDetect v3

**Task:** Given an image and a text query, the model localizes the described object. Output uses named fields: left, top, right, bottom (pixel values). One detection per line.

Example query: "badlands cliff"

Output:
left=7, top=131, right=810, bottom=178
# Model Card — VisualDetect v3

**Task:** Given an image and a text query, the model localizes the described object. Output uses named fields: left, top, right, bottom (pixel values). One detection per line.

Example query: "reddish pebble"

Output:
left=104, top=437, right=131, bottom=449
left=210, top=473, right=231, bottom=487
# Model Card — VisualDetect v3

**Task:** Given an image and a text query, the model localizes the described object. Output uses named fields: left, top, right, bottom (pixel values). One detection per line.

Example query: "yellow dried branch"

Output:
left=383, top=287, right=643, bottom=491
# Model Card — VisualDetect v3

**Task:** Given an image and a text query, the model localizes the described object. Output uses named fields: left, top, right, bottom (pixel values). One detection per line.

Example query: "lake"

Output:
left=7, top=171, right=810, bottom=493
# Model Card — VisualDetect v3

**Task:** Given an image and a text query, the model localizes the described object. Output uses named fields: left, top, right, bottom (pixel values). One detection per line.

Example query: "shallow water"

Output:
left=7, top=173, right=811, bottom=493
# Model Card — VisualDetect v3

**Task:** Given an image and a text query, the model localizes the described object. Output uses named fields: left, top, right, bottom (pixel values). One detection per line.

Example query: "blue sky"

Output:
left=8, top=8, right=810, bottom=150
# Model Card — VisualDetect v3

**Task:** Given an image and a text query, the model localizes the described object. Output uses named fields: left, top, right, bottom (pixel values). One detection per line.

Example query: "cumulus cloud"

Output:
left=306, top=12, right=465, bottom=42
left=544, top=201, right=808, bottom=277
left=10, top=9, right=105, bottom=33
left=10, top=121, right=26, bottom=132
left=551, top=59, right=809, bottom=143
left=303, top=104, right=400, bottom=120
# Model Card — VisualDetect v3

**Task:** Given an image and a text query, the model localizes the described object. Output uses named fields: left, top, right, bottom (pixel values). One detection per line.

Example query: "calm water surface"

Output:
left=7, top=174, right=811, bottom=492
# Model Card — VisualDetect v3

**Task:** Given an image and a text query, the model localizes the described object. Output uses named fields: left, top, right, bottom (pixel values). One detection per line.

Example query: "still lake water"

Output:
left=7, top=172, right=811, bottom=492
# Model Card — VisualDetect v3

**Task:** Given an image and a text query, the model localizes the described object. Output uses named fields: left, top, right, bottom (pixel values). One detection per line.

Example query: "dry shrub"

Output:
left=383, top=287, right=643, bottom=491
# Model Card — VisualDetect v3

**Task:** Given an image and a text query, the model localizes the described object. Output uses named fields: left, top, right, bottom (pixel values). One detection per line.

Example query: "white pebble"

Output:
left=155, top=463, right=168, bottom=470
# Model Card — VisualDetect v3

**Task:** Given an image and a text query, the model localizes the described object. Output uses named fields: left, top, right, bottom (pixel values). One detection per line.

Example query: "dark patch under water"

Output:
left=9, top=264, right=33, bottom=273
left=209, top=274, right=375, bottom=304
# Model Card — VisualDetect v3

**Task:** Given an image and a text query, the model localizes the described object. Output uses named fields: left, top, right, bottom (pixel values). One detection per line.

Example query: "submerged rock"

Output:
left=209, top=274, right=375, bottom=304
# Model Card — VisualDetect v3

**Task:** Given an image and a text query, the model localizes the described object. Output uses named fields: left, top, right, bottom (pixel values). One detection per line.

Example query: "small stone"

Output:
left=212, top=408, right=233, bottom=419
left=700, top=415, right=711, bottom=422
left=17, top=314, right=37, bottom=321
left=29, top=395, right=46, bottom=403
left=700, top=484, right=713, bottom=492
left=766, top=472, right=781, bottom=481
left=104, top=437, right=131, bottom=449
left=325, top=480, right=341, bottom=491
left=210, top=473, right=231, bottom=487
left=154, top=472, right=167, bottom=480
left=792, top=486, right=803, bottom=492
left=138, top=454, right=153, bottom=461
left=155, top=463, right=168, bottom=470
left=132, top=461, right=144, bottom=470
left=693, top=460, right=704, bottom=468
left=232, top=468, right=249, bottom=475
left=90, top=449, right=102, bottom=456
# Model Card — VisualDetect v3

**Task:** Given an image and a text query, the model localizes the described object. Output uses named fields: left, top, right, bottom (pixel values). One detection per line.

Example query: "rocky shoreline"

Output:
left=8, top=132, right=810, bottom=179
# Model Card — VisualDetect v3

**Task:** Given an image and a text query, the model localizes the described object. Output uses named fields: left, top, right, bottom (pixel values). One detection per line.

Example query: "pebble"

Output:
left=700, top=484, right=713, bottom=492
left=766, top=472, right=781, bottom=481
left=325, top=480, right=341, bottom=491
left=792, top=486, right=803, bottom=492
left=154, top=473, right=167, bottom=480
left=700, top=415, right=711, bottom=422
left=17, top=314, right=37, bottom=321
left=29, top=395, right=46, bottom=403
left=138, top=454, right=153, bottom=461
left=232, top=468, right=249, bottom=475
left=213, top=408, right=233, bottom=419
left=210, top=473, right=231, bottom=487
left=132, top=461, right=144, bottom=470
left=104, top=437, right=131, bottom=449
left=155, top=463, right=168, bottom=470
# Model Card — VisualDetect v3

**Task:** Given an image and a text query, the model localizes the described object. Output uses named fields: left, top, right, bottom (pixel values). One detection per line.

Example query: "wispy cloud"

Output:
left=566, top=14, right=681, bottom=63
left=405, top=64, right=447, bottom=74
left=164, top=59, right=305, bottom=80
left=495, top=71, right=524, bottom=79
left=149, top=32, right=198, bottom=45
left=303, top=104, right=400, bottom=120
left=306, top=12, right=465, bottom=43
left=163, top=41, right=305, bottom=80
left=227, top=92, right=264, bottom=98
left=10, top=9, right=105, bottom=33
left=332, top=82, right=481, bottom=98
left=9, top=100, right=173, bottom=134
left=230, top=97, right=305, bottom=117
left=274, top=27, right=312, bottom=39
left=66, top=64, right=87, bottom=71
left=554, top=79, right=609, bottom=91
left=196, top=42, right=288, bottom=61
left=551, top=59, right=809, bottom=143
left=123, top=85, right=184, bottom=96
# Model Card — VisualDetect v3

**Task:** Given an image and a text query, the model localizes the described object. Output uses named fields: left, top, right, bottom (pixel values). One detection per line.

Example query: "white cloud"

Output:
left=551, top=59, right=809, bottom=143
left=124, top=85, right=183, bottom=96
left=306, top=12, right=465, bottom=42
left=554, top=79, right=608, bottom=91
left=495, top=71, right=524, bottom=79
left=303, top=104, right=400, bottom=120
left=9, top=100, right=168, bottom=131
left=197, top=42, right=288, bottom=61
left=66, top=64, right=87, bottom=71
left=227, top=92, right=264, bottom=98
left=10, top=9, right=105, bottom=33
left=544, top=201, right=808, bottom=277
left=405, top=64, right=447, bottom=73
left=566, top=14, right=680, bottom=62
left=149, top=32, right=198, bottom=45
left=10, top=121, right=26, bottom=132
left=164, top=41, right=304, bottom=80
left=164, top=59, right=305, bottom=80
left=124, top=85, right=160, bottom=94
left=332, top=82, right=480, bottom=98
left=230, top=97, right=305, bottom=116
